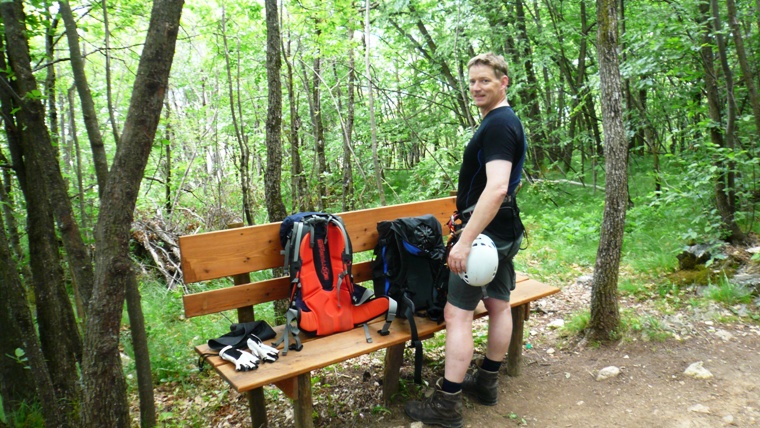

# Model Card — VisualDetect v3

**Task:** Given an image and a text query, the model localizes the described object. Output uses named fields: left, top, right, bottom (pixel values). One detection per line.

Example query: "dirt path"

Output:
left=377, top=323, right=760, bottom=428
left=362, top=282, right=760, bottom=428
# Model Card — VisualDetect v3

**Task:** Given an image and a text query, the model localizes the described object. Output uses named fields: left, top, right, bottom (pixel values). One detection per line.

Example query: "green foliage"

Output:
left=371, top=405, right=391, bottom=415
left=5, top=348, right=30, bottom=369
left=561, top=311, right=590, bottom=337
left=387, top=145, right=460, bottom=202
left=120, top=277, right=280, bottom=387
left=618, top=277, right=648, bottom=297
left=653, top=146, right=760, bottom=243
left=2, top=400, right=44, bottom=428
left=506, top=411, right=527, bottom=425
left=703, top=275, right=753, bottom=306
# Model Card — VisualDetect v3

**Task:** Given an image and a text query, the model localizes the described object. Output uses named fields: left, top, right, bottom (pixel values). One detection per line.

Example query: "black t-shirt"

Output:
left=456, top=106, right=526, bottom=240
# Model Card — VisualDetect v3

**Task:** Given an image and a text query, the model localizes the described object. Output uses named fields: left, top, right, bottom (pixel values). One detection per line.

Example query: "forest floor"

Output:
left=151, top=270, right=760, bottom=428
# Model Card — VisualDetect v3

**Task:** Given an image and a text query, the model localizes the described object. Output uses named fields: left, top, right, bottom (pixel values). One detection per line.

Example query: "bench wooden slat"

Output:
left=180, top=197, right=456, bottom=283
left=183, top=259, right=382, bottom=318
left=195, top=277, right=558, bottom=393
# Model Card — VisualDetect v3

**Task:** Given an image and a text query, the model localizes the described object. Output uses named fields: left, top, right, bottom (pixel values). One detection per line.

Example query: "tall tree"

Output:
left=102, top=0, right=121, bottom=145
left=0, top=219, right=62, bottom=428
left=366, top=0, right=386, bottom=205
left=705, top=0, right=745, bottom=243
left=282, top=30, right=310, bottom=211
left=514, top=0, right=546, bottom=167
left=264, top=0, right=287, bottom=223
left=59, top=0, right=110, bottom=194
left=725, top=0, right=760, bottom=144
left=221, top=7, right=255, bottom=225
left=1, top=2, right=83, bottom=423
left=304, top=29, right=328, bottom=210
left=696, top=2, right=734, bottom=237
left=342, top=29, right=356, bottom=211
left=81, top=1, right=184, bottom=425
left=588, top=0, right=627, bottom=341
left=0, top=48, right=43, bottom=422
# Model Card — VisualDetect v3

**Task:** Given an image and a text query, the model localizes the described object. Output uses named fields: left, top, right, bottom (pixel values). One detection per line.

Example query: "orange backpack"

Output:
left=274, top=213, right=396, bottom=354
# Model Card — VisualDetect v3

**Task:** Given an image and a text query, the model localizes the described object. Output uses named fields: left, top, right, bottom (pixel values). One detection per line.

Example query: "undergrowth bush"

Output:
left=703, top=275, right=753, bottom=305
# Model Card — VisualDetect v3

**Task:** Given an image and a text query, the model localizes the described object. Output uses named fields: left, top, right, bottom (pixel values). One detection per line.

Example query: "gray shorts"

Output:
left=447, top=233, right=523, bottom=311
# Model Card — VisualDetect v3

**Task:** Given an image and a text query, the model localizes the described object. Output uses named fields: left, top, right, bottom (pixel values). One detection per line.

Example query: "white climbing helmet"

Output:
left=458, top=234, right=498, bottom=286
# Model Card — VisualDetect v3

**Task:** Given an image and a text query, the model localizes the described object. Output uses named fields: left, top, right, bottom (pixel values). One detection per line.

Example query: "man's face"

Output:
left=468, top=64, right=508, bottom=113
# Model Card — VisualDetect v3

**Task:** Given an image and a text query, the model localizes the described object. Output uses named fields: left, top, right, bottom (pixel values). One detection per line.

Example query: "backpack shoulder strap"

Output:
left=327, top=214, right=352, bottom=263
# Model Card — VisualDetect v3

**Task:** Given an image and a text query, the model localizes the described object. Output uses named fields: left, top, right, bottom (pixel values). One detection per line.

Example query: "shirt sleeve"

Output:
left=481, top=115, right=519, bottom=164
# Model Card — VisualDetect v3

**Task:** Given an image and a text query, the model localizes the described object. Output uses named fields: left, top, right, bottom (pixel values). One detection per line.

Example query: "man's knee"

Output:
left=484, top=297, right=511, bottom=316
left=444, top=302, right=474, bottom=325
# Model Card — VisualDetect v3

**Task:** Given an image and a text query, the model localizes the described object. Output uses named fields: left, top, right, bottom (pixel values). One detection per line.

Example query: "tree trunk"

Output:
left=59, top=0, right=109, bottom=194
left=725, top=0, right=760, bottom=149
left=102, top=0, right=121, bottom=145
left=366, top=0, right=386, bottom=205
left=312, top=53, right=328, bottom=210
left=125, top=272, right=157, bottom=428
left=343, top=29, right=356, bottom=212
left=2, top=3, right=83, bottom=424
left=282, top=34, right=310, bottom=212
left=699, top=2, right=744, bottom=242
left=0, top=220, right=63, bottom=428
left=0, top=86, right=29, bottom=281
left=0, top=213, right=34, bottom=417
left=164, top=101, right=173, bottom=214
left=221, top=7, right=255, bottom=225
left=515, top=0, right=546, bottom=166
left=81, top=2, right=183, bottom=426
left=588, top=0, right=626, bottom=342
left=0, top=155, right=28, bottom=278
left=264, top=0, right=287, bottom=224
left=44, top=10, right=60, bottom=156
left=11, top=2, right=96, bottom=320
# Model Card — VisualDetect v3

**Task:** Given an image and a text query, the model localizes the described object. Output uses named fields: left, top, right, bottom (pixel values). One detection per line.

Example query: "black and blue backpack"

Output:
left=371, top=214, right=448, bottom=383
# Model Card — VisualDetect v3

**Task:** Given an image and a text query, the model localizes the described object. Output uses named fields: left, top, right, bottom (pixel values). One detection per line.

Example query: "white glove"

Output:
left=247, top=335, right=279, bottom=363
left=219, top=345, right=259, bottom=371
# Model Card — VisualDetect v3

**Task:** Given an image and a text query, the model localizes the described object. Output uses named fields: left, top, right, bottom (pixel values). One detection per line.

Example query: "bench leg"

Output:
left=294, top=372, right=315, bottom=428
left=382, top=343, right=405, bottom=404
left=506, top=304, right=526, bottom=377
left=247, top=388, right=267, bottom=428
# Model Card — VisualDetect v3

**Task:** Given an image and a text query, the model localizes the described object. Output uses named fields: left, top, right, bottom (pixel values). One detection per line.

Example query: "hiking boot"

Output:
left=404, top=378, right=463, bottom=428
left=462, top=365, right=499, bottom=406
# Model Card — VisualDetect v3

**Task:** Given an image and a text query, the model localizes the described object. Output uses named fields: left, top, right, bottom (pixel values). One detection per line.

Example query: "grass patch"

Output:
left=2, top=401, right=44, bottom=428
left=703, top=275, right=753, bottom=305
left=561, top=310, right=590, bottom=337
left=618, top=277, right=649, bottom=297
left=620, top=310, right=671, bottom=342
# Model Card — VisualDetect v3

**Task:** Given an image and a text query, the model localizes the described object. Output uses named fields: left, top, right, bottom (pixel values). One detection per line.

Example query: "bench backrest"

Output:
left=180, top=196, right=456, bottom=318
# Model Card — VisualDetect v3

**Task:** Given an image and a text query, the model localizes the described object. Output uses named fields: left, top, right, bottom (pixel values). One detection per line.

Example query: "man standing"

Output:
left=405, top=52, right=527, bottom=428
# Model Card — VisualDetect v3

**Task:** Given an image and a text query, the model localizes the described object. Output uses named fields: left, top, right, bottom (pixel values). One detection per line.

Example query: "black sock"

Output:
left=481, top=357, right=501, bottom=372
left=441, top=377, right=462, bottom=393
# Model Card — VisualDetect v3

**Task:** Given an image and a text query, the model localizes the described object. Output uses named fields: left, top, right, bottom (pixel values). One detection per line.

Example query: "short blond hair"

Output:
left=467, top=53, right=509, bottom=79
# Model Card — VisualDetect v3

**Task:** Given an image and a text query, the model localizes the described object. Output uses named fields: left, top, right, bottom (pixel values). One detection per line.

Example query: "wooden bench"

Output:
left=179, top=196, right=559, bottom=427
